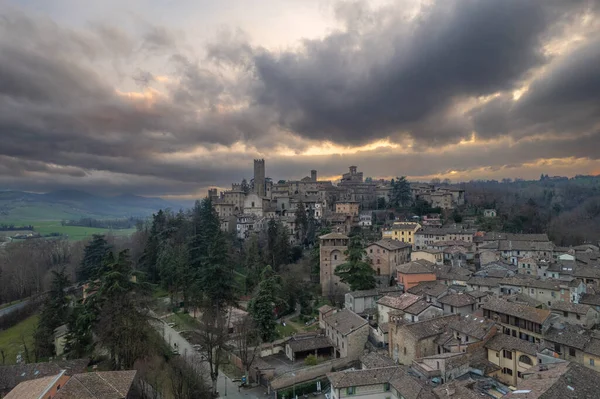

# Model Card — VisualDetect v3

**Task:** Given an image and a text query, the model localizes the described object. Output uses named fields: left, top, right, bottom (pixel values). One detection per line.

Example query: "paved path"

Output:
left=0, top=299, right=29, bottom=317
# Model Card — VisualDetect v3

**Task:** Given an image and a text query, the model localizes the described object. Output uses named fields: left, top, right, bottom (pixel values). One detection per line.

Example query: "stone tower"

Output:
left=320, top=232, right=349, bottom=297
left=253, top=159, right=266, bottom=197
left=311, top=170, right=317, bottom=182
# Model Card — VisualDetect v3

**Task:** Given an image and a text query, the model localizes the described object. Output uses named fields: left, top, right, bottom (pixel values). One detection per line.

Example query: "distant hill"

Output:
left=0, top=190, right=191, bottom=221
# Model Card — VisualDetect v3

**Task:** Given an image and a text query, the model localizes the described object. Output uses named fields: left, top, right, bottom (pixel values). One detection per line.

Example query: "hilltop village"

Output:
left=206, top=159, right=600, bottom=398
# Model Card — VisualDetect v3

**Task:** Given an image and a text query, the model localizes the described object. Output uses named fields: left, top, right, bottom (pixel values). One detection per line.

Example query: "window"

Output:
left=384, top=383, right=390, bottom=391
left=334, top=255, right=338, bottom=260
left=569, top=347, right=576, bottom=357
left=404, top=347, right=407, bottom=355
left=377, top=268, right=381, bottom=276
left=576, top=314, right=581, bottom=320
left=503, top=350, right=513, bottom=360
left=554, top=343, right=561, bottom=353
left=519, top=355, right=533, bottom=365
left=563, top=311, right=569, bottom=318
left=591, top=359, right=595, bottom=366
left=347, top=387, right=355, bottom=395
left=450, top=306, right=454, bottom=313
left=342, top=341, right=344, bottom=348
left=370, top=249, right=373, bottom=253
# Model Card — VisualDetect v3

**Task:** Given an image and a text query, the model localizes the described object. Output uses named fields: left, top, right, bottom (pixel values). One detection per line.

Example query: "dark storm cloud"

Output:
left=0, top=0, right=599, bottom=196
left=249, top=0, right=589, bottom=146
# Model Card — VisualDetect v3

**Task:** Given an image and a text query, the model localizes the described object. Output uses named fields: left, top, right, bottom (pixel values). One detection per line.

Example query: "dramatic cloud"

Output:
left=0, top=0, right=599, bottom=197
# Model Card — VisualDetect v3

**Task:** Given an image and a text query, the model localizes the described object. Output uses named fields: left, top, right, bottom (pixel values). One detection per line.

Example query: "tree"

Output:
left=169, top=357, right=210, bottom=399
left=34, top=268, right=71, bottom=360
left=92, top=250, right=151, bottom=369
left=294, top=201, right=308, bottom=243
left=390, top=177, right=412, bottom=208
left=233, top=315, right=260, bottom=383
left=157, top=244, right=190, bottom=306
left=334, top=237, right=376, bottom=291
left=78, top=235, right=111, bottom=282
left=377, top=197, right=386, bottom=209
left=248, top=266, right=282, bottom=342
left=63, top=302, right=95, bottom=359
left=139, top=210, right=168, bottom=283
left=197, top=306, right=229, bottom=395
left=266, top=220, right=291, bottom=270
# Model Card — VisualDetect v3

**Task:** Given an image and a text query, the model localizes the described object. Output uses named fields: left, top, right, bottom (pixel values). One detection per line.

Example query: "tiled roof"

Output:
left=407, top=281, right=449, bottom=297
left=347, top=286, right=402, bottom=299
left=287, top=336, right=333, bottom=352
left=438, top=292, right=476, bottom=307
left=449, top=315, right=495, bottom=340
left=389, top=370, right=436, bottom=399
left=3, top=373, right=63, bottom=399
left=327, top=366, right=400, bottom=388
left=359, top=352, right=396, bottom=369
left=319, top=232, right=349, bottom=239
left=482, top=297, right=551, bottom=324
left=400, top=314, right=460, bottom=340
left=543, top=324, right=591, bottom=350
left=466, top=290, right=490, bottom=299
left=0, top=359, right=88, bottom=393
left=580, top=293, right=600, bottom=307
left=397, top=259, right=435, bottom=274
left=551, top=301, right=592, bottom=315
left=403, top=299, right=435, bottom=315
left=466, top=277, right=502, bottom=287
left=377, top=293, right=421, bottom=310
left=324, top=309, right=368, bottom=335
left=498, top=240, right=554, bottom=252
left=54, top=371, right=137, bottom=399
left=505, top=362, right=600, bottom=399
left=485, top=333, right=539, bottom=356
left=369, top=239, right=412, bottom=251
left=505, top=292, right=543, bottom=308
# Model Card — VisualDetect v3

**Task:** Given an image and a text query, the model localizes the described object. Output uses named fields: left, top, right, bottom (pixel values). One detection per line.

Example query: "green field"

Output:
left=2, top=220, right=136, bottom=241
left=0, top=314, right=39, bottom=365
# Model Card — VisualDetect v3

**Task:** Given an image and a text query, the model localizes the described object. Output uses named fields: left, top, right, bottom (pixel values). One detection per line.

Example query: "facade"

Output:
left=344, top=287, right=402, bottom=317
left=411, top=249, right=443, bottom=265
left=485, top=334, right=538, bottom=386
left=335, top=201, right=360, bottom=216
left=483, top=209, right=497, bottom=218
left=550, top=302, right=599, bottom=327
left=320, top=232, right=350, bottom=297
left=382, top=222, right=421, bottom=246
left=437, top=292, right=476, bottom=316
left=358, top=212, right=372, bottom=226
left=366, top=239, right=411, bottom=285
left=396, top=259, right=436, bottom=290
left=414, top=227, right=475, bottom=250
left=482, top=297, right=552, bottom=343
left=322, top=309, right=369, bottom=360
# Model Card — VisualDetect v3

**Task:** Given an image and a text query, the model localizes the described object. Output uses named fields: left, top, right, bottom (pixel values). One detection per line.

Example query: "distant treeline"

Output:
left=61, top=217, right=143, bottom=230
left=0, top=224, right=34, bottom=231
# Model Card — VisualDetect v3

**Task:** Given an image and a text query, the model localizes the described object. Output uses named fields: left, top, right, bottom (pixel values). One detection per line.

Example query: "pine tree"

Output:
left=390, top=176, right=412, bottom=208
left=294, top=201, right=308, bottom=242
left=248, top=266, right=282, bottom=342
left=139, top=210, right=167, bottom=283
left=334, top=236, right=376, bottom=291
left=78, top=235, right=111, bottom=282
left=33, top=268, right=70, bottom=360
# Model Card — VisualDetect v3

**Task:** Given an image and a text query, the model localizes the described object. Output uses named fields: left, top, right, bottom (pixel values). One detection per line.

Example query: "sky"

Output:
left=1, top=0, right=599, bottom=199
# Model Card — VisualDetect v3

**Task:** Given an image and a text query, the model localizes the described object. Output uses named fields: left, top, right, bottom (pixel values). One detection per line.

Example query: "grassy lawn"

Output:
left=0, top=314, right=39, bottom=365
left=164, top=312, right=200, bottom=331
left=276, top=322, right=297, bottom=338
left=3, top=220, right=136, bottom=241
left=0, top=299, right=23, bottom=310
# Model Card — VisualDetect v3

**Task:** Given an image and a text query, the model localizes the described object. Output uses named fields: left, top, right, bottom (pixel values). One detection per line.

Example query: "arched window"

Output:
left=519, top=355, right=533, bottom=365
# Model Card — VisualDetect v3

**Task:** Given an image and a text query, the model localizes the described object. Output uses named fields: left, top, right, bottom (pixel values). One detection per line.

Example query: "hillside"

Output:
left=0, top=190, right=190, bottom=221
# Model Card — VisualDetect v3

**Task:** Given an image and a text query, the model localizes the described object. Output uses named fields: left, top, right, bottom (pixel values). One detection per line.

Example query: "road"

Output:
left=0, top=299, right=29, bottom=317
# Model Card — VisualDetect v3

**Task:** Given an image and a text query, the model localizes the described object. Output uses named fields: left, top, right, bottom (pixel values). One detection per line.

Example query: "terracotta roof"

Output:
left=397, top=259, right=435, bottom=274
left=467, top=277, right=502, bottom=287
left=3, top=372, right=64, bottom=399
left=485, top=333, right=539, bottom=356
left=407, top=281, right=449, bottom=297
left=438, top=292, right=476, bottom=307
left=466, top=290, right=490, bottom=299
left=54, top=371, right=137, bottom=399
left=377, top=293, right=421, bottom=310
left=319, top=232, right=349, bottom=239
left=403, top=300, right=436, bottom=315
left=327, top=366, right=400, bottom=388
left=0, top=359, right=88, bottom=393
left=369, top=239, right=412, bottom=251
left=551, top=301, right=593, bottom=315
left=449, top=315, right=495, bottom=340
left=543, top=324, right=591, bottom=350
left=323, top=309, right=368, bottom=335
left=498, top=240, right=554, bottom=252
left=580, top=293, right=600, bottom=307
left=347, top=286, right=402, bottom=299
left=359, top=352, right=396, bottom=369
left=505, top=362, right=600, bottom=399
left=482, top=297, right=551, bottom=324
left=389, top=370, right=436, bottom=399
left=399, top=314, right=460, bottom=340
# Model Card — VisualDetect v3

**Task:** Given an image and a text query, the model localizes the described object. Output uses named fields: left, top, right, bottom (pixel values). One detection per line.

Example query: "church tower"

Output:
left=253, top=159, right=266, bottom=197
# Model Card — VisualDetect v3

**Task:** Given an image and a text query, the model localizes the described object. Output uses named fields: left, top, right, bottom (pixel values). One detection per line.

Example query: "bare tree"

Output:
left=169, top=356, right=210, bottom=399
left=198, top=306, right=229, bottom=395
left=20, top=332, right=30, bottom=363
left=233, top=315, right=260, bottom=384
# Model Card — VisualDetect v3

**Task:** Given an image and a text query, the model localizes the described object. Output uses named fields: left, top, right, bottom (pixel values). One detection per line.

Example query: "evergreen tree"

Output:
left=78, top=235, right=111, bottom=282
left=139, top=210, right=167, bottom=283
left=390, top=176, right=412, bottom=208
left=94, top=249, right=151, bottom=369
left=334, top=236, right=376, bottom=291
left=248, top=266, right=282, bottom=342
left=294, top=201, right=308, bottom=242
left=244, top=235, right=263, bottom=293
left=63, top=302, right=95, bottom=359
left=157, top=243, right=189, bottom=305
left=33, top=268, right=70, bottom=360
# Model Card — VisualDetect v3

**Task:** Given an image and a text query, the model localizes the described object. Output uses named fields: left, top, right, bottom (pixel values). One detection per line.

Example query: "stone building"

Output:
left=366, top=239, right=412, bottom=286
left=253, top=158, right=266, bottom=197
left=320, top=232, right=350, bottom=297
left=322, top=309, right=369, bottom=359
